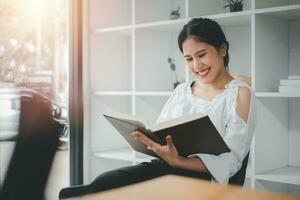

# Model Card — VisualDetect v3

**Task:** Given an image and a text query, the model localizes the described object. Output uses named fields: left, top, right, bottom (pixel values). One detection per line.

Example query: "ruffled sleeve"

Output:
left=190, top=83, right=257, bottom=184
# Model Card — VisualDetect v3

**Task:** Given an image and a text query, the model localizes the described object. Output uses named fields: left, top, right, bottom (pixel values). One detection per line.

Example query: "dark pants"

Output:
left=59, top=159, right=211, bottom=199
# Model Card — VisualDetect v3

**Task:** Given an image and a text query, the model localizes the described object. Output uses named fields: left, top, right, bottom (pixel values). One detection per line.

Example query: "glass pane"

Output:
left=0, top=0, right=69, bottom=199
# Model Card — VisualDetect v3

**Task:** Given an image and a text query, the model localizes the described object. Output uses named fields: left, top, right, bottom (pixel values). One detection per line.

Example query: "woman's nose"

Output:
left=193, top=58, right=202, bottom=71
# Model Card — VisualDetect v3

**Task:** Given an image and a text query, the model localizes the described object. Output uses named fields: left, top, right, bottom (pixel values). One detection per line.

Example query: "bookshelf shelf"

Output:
left=94, top=91, right=133, bottom=96
left=93, top=147, right=153, bottom=163
left=135, top=19, right=186, bottom=31
left=93, top=26, right=132, bottom=35
left=255, top=6, right=300, bottom=20
left=255, top=1, right=300, bottom=10
left=255, top=92, right=300, bottom=98
left=255, top=166, right=300, bottom=186
left=83, top=0, right=300, bottom=196
left=93, top=91, right=173, bottom=97
left=135, top=91, right=173, bottom=96
left=200, top=10, right=252, bottom=26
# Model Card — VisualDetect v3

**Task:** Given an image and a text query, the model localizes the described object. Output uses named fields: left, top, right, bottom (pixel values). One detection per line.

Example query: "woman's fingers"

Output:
left=131, top=131, right=161, bottom=151
left=166, top=135, right=174, bottom=147
left=131, top=131, right=143, bottom=140
left=166, top=135, right=178, bottom=156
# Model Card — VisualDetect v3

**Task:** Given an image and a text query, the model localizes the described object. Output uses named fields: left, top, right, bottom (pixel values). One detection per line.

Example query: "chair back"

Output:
left=0, top=91, right=58, bottom=200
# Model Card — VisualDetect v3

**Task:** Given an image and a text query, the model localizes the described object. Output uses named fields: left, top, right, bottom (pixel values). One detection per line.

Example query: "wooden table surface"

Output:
left=77, top=175, right=300, bottom=200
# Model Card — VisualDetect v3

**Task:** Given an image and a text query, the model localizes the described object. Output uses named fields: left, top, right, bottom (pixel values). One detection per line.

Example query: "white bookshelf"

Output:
left=256, top=92, right=300, bottom=98
left=255, top=166, right=300, bottom=185
left=83, top=0, right=300, bottom=196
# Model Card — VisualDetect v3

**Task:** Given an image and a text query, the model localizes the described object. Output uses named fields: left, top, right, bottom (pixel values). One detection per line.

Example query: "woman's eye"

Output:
left=185, top=58, right=192, bottom=62
left=198, top=53, right=206, bottom=58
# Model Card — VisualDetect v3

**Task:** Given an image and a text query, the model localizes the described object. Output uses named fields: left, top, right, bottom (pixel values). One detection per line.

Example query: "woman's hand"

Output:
left=131, top=131, right=179, bottom=166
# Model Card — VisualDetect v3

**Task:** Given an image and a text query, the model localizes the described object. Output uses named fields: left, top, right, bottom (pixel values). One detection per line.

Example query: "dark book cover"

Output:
left=103, top=113, right=230, bottom=158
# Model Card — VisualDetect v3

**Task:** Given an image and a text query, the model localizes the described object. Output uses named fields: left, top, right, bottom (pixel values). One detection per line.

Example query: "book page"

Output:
left=103, top=112, right=150, bottom=129
left=149, top=112, right=206, bottom=132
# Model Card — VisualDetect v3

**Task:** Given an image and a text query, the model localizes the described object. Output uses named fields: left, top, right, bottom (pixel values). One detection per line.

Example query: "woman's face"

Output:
left=182, top=37, right=226, bottom=84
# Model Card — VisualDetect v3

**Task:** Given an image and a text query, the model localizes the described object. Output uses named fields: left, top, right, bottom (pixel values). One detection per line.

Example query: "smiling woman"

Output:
left=59, top=17, right=257, bottom=199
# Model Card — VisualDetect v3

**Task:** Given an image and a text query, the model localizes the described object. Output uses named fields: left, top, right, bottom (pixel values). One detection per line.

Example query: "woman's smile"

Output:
left=197, top=67, right=211, bottom=78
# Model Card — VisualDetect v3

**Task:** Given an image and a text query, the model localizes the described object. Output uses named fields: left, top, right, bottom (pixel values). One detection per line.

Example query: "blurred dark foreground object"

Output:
left=0, top=91, right=59, bottom=200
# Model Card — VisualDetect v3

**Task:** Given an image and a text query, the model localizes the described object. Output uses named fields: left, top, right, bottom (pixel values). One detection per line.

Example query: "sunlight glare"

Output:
left=27, top=0, right=46, bottom=18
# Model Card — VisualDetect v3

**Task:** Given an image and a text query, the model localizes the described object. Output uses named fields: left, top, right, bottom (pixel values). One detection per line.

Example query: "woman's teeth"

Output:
left=198, top=67, right=210, bottom=78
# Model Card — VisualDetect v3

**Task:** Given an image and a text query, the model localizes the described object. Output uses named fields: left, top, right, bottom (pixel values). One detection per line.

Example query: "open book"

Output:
left=103, top=112, right=230, bottom=158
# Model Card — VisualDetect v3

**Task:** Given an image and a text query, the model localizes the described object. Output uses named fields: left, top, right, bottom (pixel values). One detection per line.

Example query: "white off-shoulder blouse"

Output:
left=156, top=79, right=257, bottom=184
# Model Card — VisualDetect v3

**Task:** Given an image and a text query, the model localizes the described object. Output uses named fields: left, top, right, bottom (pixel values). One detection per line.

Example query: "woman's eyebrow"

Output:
left=194, top=49, right=206, bottom=55
left=184, top=49, right=206, bottom=58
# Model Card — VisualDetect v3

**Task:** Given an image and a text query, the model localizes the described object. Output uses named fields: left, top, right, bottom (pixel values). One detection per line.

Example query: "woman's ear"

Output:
left=219, top=43, right=227, bottom=57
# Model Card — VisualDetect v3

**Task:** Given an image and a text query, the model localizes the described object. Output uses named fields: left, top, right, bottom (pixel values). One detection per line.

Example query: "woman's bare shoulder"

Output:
left=236, top=86, right=251, bottom=123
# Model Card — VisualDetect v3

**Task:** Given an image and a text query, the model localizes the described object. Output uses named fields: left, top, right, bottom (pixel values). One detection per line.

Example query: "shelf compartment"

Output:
left=188, top=0, right=251, bottom=18
left=135, top=0, right=185, bottom=24
left=136, top=96, right=169, bottom=124
left=90, top=32, right=132, bottom=91
left=191, top=14, right=251, bottom=78
left=255, top=1, right=300, bottom=10
left=93, top=147, right=154, bottom=163
left=255, top=166, right=300, bottom=185
left=254, top=179, right=300, bottom=197
left=90, top=96, right=132, bottom=152
left=255, top=10, right=300, bottom=93
left=89, top=0, right=132, bottom=29
left=135, top=27, right=185, bottom=91
left=255, top=98, right=300, bottom=181
left=255, top=98, right=289, bottom=173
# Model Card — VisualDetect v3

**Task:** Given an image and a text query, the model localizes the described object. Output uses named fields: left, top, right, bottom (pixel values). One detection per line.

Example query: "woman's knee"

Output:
left=88, top=169, right=136, bottom=193
left=88, top=161, right=167, bottom=194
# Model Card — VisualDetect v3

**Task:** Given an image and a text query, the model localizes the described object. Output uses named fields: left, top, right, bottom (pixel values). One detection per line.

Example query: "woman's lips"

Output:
left=197, top=67, right=211, bottom=78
